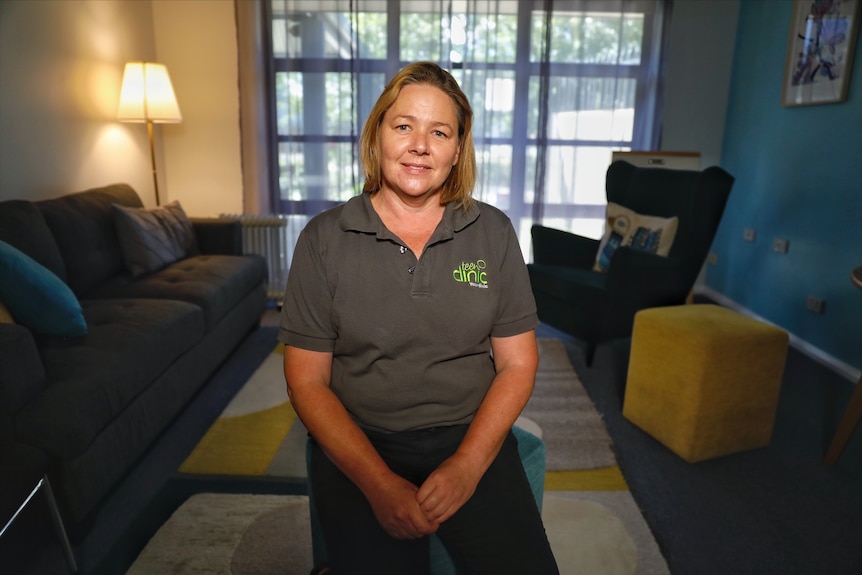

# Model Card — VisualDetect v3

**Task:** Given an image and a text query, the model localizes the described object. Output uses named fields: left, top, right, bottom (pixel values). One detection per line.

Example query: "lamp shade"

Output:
left=117, top=62, right=182, bottom=123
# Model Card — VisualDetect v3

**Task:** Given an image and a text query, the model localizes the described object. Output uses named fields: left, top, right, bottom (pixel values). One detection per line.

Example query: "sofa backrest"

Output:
left=35, top=184, right=143, bottom=296
left=0, top=200, right=68, bottom=281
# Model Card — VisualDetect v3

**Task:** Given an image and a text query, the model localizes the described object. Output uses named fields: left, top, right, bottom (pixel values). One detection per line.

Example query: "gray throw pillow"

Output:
left=113, top=201, right=197, bottom=277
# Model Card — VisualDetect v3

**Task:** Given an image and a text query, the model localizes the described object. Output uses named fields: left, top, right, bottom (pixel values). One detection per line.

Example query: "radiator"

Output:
left=221, top=214, right=305, bottom=302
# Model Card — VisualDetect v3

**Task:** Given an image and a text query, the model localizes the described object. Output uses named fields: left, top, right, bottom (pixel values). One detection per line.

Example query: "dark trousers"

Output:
left=309, top=424, right=559, bottom=575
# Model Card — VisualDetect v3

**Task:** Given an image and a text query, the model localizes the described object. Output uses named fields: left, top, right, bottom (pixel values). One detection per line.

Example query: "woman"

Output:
left=279, top=62, right=559, bottom=574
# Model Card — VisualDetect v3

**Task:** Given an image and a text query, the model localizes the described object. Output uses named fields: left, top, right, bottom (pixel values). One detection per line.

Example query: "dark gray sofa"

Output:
left=0, top=183, right=267, bottom=537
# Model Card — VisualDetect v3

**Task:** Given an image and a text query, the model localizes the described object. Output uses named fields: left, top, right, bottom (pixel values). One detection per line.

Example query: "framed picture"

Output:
left=782, top=0, right=861, bottom=106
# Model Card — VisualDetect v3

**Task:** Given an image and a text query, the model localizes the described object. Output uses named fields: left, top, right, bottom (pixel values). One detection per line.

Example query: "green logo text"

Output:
left=453, top=259, right=488, bottom=287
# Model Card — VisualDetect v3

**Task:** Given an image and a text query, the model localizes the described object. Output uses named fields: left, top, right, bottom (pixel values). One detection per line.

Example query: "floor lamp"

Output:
left=117, top=62, right=182, bottom=206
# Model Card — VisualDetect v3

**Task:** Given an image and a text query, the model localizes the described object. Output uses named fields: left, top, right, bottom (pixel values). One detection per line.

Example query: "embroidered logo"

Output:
left=453, top=259, right=488, bottom=288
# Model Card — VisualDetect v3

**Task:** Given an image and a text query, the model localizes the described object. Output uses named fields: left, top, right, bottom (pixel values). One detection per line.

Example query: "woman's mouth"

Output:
left=402, top=163, right=432, bottom=173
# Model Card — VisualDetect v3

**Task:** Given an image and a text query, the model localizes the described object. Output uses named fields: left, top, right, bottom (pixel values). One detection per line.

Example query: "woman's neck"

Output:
left=370, top=190, right=445, bottom=257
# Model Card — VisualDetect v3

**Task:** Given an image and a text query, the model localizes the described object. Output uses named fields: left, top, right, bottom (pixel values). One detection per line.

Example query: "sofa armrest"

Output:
left=531, top=225, right=598, bottom=269
left=0, top=324, right=46, bottom=418
left=191, top=218, right=243, bottom=255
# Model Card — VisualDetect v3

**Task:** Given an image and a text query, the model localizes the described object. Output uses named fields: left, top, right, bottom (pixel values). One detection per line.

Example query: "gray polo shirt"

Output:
left=278, top=192, right=538, bottom=432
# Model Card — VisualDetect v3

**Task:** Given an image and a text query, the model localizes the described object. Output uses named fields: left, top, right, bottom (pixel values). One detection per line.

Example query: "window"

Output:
left=268, top=0, right=667, bottom=255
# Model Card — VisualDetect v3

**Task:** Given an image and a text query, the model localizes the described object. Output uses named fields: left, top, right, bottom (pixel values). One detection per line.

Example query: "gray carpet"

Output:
left=538, top=315, right=862, bottom=575
left=127, top=491, right=669, bottom=575
left=126, top=494, right=312, bottom=575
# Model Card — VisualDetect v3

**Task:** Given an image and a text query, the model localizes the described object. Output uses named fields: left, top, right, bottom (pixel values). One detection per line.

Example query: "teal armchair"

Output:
left=528, top=160, right=734, bottom=365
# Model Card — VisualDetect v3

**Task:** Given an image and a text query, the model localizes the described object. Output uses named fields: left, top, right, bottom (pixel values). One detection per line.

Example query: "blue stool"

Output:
left=306, top=426, right=546, bottom=574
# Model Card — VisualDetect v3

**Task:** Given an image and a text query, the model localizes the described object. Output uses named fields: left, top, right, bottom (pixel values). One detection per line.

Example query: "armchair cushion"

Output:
left=593, top=202, right=678, bottom=272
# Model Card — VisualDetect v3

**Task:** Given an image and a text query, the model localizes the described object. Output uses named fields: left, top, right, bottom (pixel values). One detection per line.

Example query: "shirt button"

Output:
left=408, top=266, right=415, bottom=274
left=400, top=245, right=408, bottom=254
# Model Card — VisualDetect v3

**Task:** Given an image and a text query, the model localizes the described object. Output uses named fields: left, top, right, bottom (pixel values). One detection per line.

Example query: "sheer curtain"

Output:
left=253, top=0, right=669, bottom=260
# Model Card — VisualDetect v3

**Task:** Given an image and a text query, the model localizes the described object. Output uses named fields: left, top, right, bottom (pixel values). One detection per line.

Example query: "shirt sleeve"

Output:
left=490, top=217, right=539, bottom=338
left=277, top=224, right=337, bottom=352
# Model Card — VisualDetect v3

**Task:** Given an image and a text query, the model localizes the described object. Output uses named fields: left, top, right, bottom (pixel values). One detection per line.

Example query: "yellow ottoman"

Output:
left=623, top=304, right=789, bottom=463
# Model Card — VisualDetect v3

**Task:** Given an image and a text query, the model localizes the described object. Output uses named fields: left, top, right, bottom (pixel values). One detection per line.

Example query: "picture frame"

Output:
left=782, top=0, right=861, bottom=106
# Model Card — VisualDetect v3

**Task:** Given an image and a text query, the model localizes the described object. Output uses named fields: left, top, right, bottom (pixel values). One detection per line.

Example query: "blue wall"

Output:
left=709, top=0, right=862, bottom=370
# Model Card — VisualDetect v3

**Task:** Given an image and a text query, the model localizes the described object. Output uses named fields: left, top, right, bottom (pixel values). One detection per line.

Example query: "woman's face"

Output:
left=377, top=84, right=461, bottom=203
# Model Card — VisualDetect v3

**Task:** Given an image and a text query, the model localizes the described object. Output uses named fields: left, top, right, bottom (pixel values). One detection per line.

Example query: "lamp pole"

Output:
left=147, top=120, right=160, bottom=206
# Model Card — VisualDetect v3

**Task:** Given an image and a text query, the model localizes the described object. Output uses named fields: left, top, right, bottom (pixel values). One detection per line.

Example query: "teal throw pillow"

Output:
left=0, top=240, right=87, bottom=337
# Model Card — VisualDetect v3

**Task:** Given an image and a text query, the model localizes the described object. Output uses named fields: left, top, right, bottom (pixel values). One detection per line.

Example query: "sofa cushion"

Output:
left=14, top=298, right=205, bottom=457
left=86, top=254, right=267, bottom=330
left=0, top=199, right=67, bottom=281
left=38, top=184, right=142, bottom=296
left=0, top=240, right=87, bottom=337
left=113, top=201, right=198, bottom=277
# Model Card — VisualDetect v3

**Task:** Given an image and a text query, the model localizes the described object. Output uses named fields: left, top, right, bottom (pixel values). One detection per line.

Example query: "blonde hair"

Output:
left=359, top=62, right=476, bottom=210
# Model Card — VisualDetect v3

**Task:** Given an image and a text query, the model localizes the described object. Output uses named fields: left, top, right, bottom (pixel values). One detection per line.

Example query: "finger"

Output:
left=384, top=501, right=439, bottom=540
left=418, top=471, right=458, bottom=513
left=428, top=501, right=459, bottom=525
left=408, top=505, right=440, bottom=536
left=417, top=485, right=439, bottom=512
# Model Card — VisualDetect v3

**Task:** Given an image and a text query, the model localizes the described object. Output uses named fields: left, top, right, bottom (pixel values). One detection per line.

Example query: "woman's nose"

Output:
left=410, top=133, right=429, bottom=154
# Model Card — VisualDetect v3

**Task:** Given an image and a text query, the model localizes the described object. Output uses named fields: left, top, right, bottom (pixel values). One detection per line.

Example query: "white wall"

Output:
left=661, top=0, right=741, bottom=168
left=0, top=0, right=243, bottom=217
left=0, top=0, right=158, bottom=203
left=152, top=0, right=243, bottom=217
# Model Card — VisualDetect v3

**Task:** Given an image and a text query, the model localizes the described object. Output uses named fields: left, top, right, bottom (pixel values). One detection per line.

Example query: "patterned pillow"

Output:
left=593, top=202, right=679, bottom=272
left=113, top=201, right=197, bottom=277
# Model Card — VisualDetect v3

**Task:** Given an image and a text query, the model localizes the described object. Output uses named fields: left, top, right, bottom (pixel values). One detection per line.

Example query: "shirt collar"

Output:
left=340, top=192, right=481, bottom=241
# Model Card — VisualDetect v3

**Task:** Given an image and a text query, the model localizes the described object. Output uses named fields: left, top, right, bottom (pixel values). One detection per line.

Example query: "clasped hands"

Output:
left=368, top=455, right=480, bottom=540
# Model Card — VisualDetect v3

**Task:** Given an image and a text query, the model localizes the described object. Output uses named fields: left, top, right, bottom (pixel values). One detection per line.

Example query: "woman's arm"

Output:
left=416, top=330, right=539, bottom=524
left=283, top=345, right=438, bottom=540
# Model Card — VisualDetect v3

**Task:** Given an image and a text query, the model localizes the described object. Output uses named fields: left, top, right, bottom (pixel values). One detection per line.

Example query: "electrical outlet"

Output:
left=806, top=296, right=826, bottom=314
left=706, top=252, right=718, bottom=265
left=743, top=228, right=756, bottom=242
left=773, top=238, right=789, bottom=254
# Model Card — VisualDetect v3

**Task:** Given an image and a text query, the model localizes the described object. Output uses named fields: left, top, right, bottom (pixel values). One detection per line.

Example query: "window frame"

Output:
left=266, top=0, right=667, bottom=237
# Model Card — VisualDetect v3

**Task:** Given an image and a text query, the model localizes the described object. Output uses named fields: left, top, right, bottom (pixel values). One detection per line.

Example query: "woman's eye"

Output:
left=396, top=125, right=409, bottom=131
